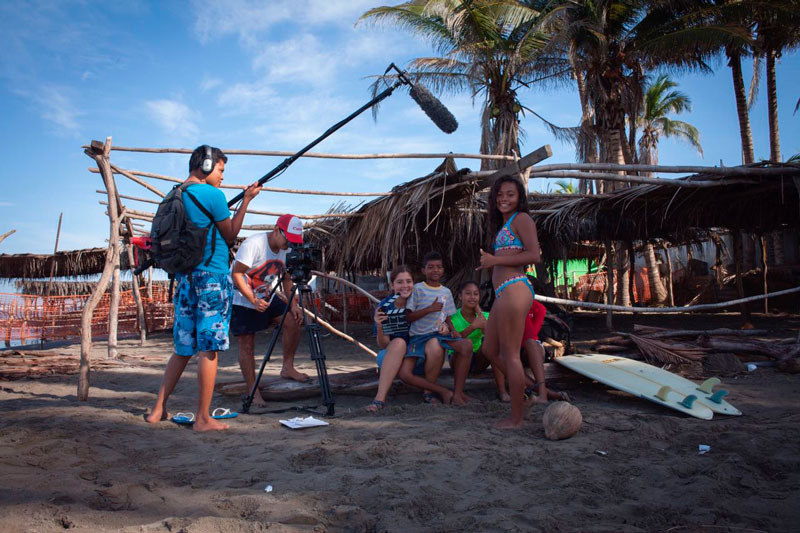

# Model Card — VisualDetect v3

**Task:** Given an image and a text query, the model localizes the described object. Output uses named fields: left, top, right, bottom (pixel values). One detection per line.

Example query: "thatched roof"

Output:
left=0, top=247, right=132, bottom=280
left=308, top=158, right=486, bottom=286
left=310, top=161, right=800, bottom=283
left=533, top=162, right=800, bottom=258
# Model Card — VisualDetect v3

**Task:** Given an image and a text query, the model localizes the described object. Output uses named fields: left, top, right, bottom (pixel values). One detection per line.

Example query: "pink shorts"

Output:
left=521, top=300, right=546, bottom=347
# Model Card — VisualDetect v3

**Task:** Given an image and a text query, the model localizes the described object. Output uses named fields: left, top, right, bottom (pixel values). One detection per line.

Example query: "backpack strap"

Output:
left=183, top=188, right=226, bottom=267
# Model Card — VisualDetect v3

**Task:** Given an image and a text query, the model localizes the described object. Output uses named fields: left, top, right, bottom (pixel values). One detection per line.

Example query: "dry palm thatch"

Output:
left=628, top=334, right=707, bottom=366
left=0, top=248, right=133, bottom=280
left=531, top=162, right=800, bottom=257
left=308, top=159, right=486, bottom=287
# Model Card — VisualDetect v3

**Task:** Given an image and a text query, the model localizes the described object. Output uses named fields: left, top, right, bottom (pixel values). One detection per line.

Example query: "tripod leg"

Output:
left=242, top=286, right=297, bottom=413
left=298, top=287, right=335, bottom=416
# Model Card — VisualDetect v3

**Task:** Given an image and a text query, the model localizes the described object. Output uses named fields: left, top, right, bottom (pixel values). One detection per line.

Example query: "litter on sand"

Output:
left=279, top=416, right=330, bottom=429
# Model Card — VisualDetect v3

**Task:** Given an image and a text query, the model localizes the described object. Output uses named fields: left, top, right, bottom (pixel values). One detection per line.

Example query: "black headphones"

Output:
left=200, top=145, right=214, bottom=174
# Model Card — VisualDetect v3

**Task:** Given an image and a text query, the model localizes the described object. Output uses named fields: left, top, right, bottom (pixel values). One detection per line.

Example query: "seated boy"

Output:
left=405, top=251, right=474, bottom=405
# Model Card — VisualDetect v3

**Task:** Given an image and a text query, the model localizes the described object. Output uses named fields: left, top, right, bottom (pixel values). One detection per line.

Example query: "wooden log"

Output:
left=697, top=336, right=800, bottom=361
left=108, top=164, right=166, bottom=198
left=529, top=171, right=756, bottom=188
left=535, top=285, right=800, bottom=314
left=91, top=145, right=518, bottom=161
left=215, top=363, right=577, bottom=400
left=311, top=270, right=380, bottom=304
left=93, top=167, right=392, bottom=196
left=79, top=137, right=120, bottom=400
left=626, top=327, right=768, bottom=339
left=477, top=145, right=553, bottom=189
left=531, top=162, right=800, bottom=176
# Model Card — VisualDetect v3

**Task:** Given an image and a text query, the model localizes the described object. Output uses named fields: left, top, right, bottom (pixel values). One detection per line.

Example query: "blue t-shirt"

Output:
left=183, top=184, right=231, bottom=273
left=374, top=294, right=410, bottom=342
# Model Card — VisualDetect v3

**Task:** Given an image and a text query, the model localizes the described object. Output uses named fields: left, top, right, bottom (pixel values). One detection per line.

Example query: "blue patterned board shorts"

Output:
left=173, top=271, right=233, bottom=356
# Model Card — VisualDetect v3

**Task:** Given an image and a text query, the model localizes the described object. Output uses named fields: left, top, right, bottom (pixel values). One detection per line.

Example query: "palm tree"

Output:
left=358, top=0, right=561, bottom=170
left=753, top=0, right=800, bottom=163
left=636, top=74, right=702, bottom=303
left=637, top=74, right=702, bottom=167
left=544, top=0, right=747, bottom=306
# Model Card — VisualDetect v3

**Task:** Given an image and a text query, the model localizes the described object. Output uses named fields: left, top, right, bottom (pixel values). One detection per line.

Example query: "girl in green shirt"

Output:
left=450, top=281, right=510, bottom=402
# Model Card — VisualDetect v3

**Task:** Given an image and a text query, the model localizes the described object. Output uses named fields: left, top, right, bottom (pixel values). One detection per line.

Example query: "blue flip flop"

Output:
left=211, top=408, right=238, bottom=420
left=171, top=412, right=195, bottom=425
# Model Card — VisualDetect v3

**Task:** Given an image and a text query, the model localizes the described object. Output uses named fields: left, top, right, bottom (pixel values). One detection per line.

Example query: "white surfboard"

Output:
left=557, top=354, right=716, bottom=420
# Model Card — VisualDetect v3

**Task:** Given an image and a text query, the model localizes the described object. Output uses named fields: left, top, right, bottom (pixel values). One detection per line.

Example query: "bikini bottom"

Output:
left=494, top=275, right=536, bottom=300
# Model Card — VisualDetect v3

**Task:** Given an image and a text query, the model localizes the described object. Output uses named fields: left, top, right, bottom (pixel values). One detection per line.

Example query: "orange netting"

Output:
left=0, top=287, right=172, bottom=346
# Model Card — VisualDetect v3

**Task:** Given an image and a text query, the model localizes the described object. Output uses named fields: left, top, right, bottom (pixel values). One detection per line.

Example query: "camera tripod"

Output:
left=241, top=274, right=334, bottom=416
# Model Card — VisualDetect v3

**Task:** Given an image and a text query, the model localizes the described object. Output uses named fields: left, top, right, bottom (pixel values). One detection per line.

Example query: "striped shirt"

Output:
left=407, top=282, right=456, bottom=336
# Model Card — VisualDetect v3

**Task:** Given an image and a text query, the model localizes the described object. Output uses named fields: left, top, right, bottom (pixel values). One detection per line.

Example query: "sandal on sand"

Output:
left=171, top=412, right=195, bottom=425
left=211, top=407, right=238, bottom=419
left=366, top=400, right=385, bottom=413
left=422, top=393, right=441, bottom=405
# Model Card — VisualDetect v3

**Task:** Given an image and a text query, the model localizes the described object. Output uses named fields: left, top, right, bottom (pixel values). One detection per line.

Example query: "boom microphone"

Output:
left=408, top=82, right=458, bottom=134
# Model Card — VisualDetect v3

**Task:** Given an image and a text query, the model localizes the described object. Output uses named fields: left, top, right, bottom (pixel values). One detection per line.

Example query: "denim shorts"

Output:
left=173, top=271, right=233, bottom=356
left=375, top=340, right=425, bottom=376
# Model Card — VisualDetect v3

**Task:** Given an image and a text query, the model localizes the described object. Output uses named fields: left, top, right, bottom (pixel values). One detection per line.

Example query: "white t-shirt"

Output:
left=231, top=233, right=289, bottom=309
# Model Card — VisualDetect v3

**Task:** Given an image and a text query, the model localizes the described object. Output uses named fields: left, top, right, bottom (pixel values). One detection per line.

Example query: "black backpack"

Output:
left=148, top=183, right=220, bottom=275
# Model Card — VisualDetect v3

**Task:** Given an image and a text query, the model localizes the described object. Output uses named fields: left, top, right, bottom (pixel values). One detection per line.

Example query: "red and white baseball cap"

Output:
left=276, top=214, right=303, bottom=244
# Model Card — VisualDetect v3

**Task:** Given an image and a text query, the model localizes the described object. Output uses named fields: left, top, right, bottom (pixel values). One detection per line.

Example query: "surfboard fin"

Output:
left=697, top=377, right=721, bottom=394
left=708, top=389, right=729, bottom=404
left=680, top=394, right=698, bottom=409
left=655, top=386, right=672, bottom=402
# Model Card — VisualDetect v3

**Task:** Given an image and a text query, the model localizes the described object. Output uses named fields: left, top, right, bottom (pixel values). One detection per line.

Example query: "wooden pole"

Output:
left=732, top=231, right=753, bottom=326
left=761, top=235, right=769, bottom=314
left=605, top=240, right=614, bottom=331
left=628, top=241, right=636, bottom=305
left=108, top=186, right=148, bottom=345
left=0, top=229, right=16, bottom=246
left=41, top=212, right=63, bottom=345
left=79, top=137, right=120, bottom=399
left=664, top=244, right=675, bottom=307
left=535, top=285, right=800, bottom=313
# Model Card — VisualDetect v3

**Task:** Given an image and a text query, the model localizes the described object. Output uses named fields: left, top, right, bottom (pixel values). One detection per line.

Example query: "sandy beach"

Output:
left=1, top=314, right=799, bottom=532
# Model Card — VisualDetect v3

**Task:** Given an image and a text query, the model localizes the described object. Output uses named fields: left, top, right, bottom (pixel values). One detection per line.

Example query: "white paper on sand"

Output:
left=279, top=416, right=330, bottom=429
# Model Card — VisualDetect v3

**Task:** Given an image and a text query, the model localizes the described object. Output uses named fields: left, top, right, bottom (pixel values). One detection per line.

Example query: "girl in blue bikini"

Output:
left=477, top=176, right=541, bottom=429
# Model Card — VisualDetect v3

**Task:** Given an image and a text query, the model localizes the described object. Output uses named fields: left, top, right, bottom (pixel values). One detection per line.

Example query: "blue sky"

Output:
left=0, top=0, right=798, bottom=268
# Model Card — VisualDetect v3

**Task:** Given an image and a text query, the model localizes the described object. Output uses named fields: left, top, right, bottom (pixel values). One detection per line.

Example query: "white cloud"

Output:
left=145, top=99, right=199, bottom=138
left=200, top=77, right=222, bottom=92
left=0, top=201, right=13, bottom=207
left=16, top=86, right=83, bottom=133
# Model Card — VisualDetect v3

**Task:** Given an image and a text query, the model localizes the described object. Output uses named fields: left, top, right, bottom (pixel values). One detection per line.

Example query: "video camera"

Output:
left=285, top=244, right=322, bottom=284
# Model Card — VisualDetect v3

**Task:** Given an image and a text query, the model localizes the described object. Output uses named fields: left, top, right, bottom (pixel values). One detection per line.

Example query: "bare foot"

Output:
left=452, top=392, right=471, bottom=406
left=497, top=392, right=511, bottom=403
left=280, top=368, right=310, bottom=383
left=193, top=418, right=229, bottom=432
left=440, top=390, right=454, bottom=405
left=494, top=417, right=524, bottom=430
left=145, top=408, right=168, bottom=424
left=252, top=392, right=267, bottom=407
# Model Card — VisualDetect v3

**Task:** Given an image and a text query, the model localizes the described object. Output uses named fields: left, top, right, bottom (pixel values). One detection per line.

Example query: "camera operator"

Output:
left=230, top=214, right=308, bottom=407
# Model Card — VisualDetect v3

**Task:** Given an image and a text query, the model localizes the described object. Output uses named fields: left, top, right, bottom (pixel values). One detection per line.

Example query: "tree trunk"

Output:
left=664, top=244, right=675, bottom=307
left=732, top=231, right=753, bottom=326
left=574, top=67, right=597, bottom=194
left=644, top=243, right=668, bottom=304
left=741, top=232, right=756, bottom=271
left=605, top=240, right=614, bottom=331
left=615, top=243, right=630, bottom=307
left=728, top=49, right=755, bottom=164
left=771, top=230, right=785, bottom=266
left=766, top=49, right=781, bottom=162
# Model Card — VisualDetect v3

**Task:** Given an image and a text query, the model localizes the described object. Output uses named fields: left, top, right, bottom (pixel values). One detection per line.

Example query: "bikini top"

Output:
left=494, top=212, right=525, bottom=253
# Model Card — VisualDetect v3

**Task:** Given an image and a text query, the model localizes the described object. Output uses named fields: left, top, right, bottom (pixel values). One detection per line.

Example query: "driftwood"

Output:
left=628, top=326, right=769, bottom=338
left=215, top=363, right=575, bottom=400
left=79, top=138, right=119, bottom=401
left=696, top=336, right=800, bottom=361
